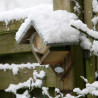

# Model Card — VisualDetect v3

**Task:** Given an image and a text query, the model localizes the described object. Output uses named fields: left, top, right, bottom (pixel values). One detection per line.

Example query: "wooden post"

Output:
left=96, top=13, right=98, bottom=76
left=53, top=0, right=85, bottom=95
left=53, top=0, right=71, bottom=11
left=84, top=0, right=96, bottom=98
left=71, top=0, right=86, bottom=90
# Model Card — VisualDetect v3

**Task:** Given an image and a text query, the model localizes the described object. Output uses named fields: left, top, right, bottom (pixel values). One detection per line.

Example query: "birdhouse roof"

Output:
left=16, top=9, right=80, bottom=46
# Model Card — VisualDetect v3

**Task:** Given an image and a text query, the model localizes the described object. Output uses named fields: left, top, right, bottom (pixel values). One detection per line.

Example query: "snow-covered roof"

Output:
left=16, top=7, right=80, bottom=46
left=0, top=1, right=98, bottom=55
left=15, top=5, right=98, bottom=56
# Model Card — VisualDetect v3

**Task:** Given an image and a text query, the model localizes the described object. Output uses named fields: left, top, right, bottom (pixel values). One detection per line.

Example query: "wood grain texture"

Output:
left=0, top=33, right=31, bottom=54
left=53, top=0, right=71, bottom=11
left=32, top=48, right=69, bottom=65
left=0, top=19, right=32, bottom=54
left=96, top=13, right=98, bottom=29
left=0, top=20, right=24, bottom=34
left=84, top=0, right=93, bottom=29
left=53, top=0, right=85, bottom=92
left=0, top=66, right=57, bottom=89
left=72, top=45, right=85, bottom=89
left=84, top=1, right=96, bottom=98
left=71, top=0, right=86, bottom=90
left=0, top=52, right=37, bottom=64
left=84, top=0, right=96, bottom=83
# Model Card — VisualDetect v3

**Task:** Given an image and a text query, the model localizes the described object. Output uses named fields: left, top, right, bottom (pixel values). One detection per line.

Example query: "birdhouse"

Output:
left=17, top=21, right=73, bottom=65
left=16, top=10, right=78, bottom=65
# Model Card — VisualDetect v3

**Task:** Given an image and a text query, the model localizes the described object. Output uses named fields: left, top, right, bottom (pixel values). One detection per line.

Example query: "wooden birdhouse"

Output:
left=16, top=20, right=77, bottom=65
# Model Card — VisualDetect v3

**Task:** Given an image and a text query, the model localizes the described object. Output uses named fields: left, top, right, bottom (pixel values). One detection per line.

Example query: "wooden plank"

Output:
left=84, top=0, right=95, bottom=83
left=72, top=45, right=85, bottom=89
left=72, top=0, right=86, bottom=90
left=0, top=20, right=24, bottom=34
left=84, top=0, right=96, bottom=98
left=96, top=13, right=98, bottom=30
left=0, top=52, right=37, bottom=64
left=0, top=20, right=31, bottom=54
left=63, top=54, right=73, bottom=90
left=0, top=66, right=57, bottom=89
left=84, top=0, right=93, bottom=29
left=53, top=0, right=85, bottom=92
left=32, top=47, right=69, bottom=65
left=19, top=25, right=35, bottom=44
left=41, top=50, right=69, bottom=65
left=64, top=68, right=73, bottom=90
left=53, top=0, right=71, bottom=12
left=50, top=53, right=73, bottom=94
left=0, top=33, right=31, bottom=54
left=96, top=13, right=98, bottom=77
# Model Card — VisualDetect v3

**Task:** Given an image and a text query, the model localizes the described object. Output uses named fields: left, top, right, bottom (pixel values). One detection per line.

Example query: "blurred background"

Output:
left=0, top=0, right=52, bottom=12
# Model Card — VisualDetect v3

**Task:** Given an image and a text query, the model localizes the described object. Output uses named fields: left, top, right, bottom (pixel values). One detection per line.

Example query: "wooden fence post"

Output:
left=71, top=0, right=86, bottom=90
left=53, top=0, right=85, bottom=95
left=84, top=0, right=96, bottom=98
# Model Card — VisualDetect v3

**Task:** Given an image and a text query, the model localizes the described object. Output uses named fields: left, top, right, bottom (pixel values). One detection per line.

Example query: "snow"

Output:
left=15, top=7, right=98, bottom=56
left=5, top=78, right=33, bottom=94
left=16, top=9, right=80, bottom=44
left=0, top=63, right=49, bottom=75
left=92, top=0, right=98, bottom=31
left=71, top=20, right=98, bottom=40
left=5, top=78, right=43, bottom=95
left=71, top=0, right=81, bottom=15
left=80, top=76, right=88, bottom=83
left=64, top=94, right=75, bottom=98
left=79, top=35, right=92, bottom=50
left=5, top=64, right=75, bottom=98
left=0, top=0, right=52, bottom=12
left=16, top=90, right=30, bottom=98
left=92, top=0, right=98, bottom=12
left=42, top=87, right=52, bottom=98
left=71, top=19, right=98, bottom=56
left=91, top=40, right=98, bottom=55
left=0, top=5, right=53, bottom=25
left=5, top=69, right=46, bottom=97
left=12, top=66, right=19, bottom=75
left=73, top=81, right=98, bottom=97
left=95, top=72, right=98, bottom=79
left=92, top=16, right=98, bottom=30
left=15, top=5, right=53, bottom=42
left=55, top=88, right=60, bottom=93
left=1, top=0, right=98, bottom=97
left=33, top=70, right=46, bottom=80
left=0, top=0, right=98, bottom=56
left=55, top=88, right=63, bottom=98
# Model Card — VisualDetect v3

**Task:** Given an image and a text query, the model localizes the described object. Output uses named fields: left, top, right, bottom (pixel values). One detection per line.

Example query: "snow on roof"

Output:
left=0, top=1, right=98, bottom=55
left=16, top=6, right=80, bottom=46
left=0, top=5, right=53, bottom=25
left=15, top=5, right=98, bottom=56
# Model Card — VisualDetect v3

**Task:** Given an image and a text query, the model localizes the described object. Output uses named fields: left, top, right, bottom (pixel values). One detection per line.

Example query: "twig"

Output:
left=71, top=25, right=98, bottom=41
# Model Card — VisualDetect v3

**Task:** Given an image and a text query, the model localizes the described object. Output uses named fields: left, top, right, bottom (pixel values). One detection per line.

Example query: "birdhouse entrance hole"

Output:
left=30, top=32, right=49, bottom=54
left=51, top=53, right=72, bottom=80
